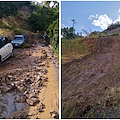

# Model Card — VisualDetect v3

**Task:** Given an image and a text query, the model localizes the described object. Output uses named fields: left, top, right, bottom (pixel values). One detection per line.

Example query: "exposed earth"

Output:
left=0, top=36, right=59, bottom=119
left=62, top=36, right=120, bottom=118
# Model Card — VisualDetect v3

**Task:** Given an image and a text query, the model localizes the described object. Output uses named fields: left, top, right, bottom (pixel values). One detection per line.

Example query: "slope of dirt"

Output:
left=105, top=27, right=120, bottom=35
left=62, top=36, right=120, bottom=118
left=0, top=37, right=59, bottom=119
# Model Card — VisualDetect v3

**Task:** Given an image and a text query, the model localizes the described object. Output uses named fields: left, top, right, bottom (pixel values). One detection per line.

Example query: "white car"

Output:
left=0, top=36, right=13, bottom=63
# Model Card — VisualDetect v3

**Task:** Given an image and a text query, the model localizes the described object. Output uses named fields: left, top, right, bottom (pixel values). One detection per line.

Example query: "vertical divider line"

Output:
left=59, top=0, right=61, bottom=119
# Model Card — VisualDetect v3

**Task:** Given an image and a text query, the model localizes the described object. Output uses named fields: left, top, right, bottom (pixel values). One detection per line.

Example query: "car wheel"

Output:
left=10, top=51, right=14, bottom=57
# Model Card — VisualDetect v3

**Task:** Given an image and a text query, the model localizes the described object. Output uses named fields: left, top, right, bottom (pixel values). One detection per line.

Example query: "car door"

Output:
left=1, top=38, right=10, bottom=59
left=0, top=40, right=5, bottom=60
left=5, top=37, right=12, bottom=55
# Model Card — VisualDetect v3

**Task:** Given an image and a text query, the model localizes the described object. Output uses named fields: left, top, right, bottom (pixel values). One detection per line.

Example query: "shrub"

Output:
left=21, top=42, right=28, bottom=48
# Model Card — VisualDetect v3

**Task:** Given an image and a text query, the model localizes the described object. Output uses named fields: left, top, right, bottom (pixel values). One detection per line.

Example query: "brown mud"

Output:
left=0, top=36, right=59, bottom=119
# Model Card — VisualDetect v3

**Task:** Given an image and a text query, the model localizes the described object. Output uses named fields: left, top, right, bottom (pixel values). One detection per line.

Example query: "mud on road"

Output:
left=0, top=40, right=59, bottom=119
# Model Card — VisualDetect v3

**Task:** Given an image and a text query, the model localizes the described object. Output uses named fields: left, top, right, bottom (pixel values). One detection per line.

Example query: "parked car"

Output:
left=22, top=34, right=28, bottom=43
left=11, top=35, right=27, bottom=47
left=0, top=36, right=13, bottom=63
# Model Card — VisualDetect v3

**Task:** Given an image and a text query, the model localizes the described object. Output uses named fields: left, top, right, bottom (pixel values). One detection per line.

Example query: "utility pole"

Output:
left=72, top=19, right=76, bottom=28
left=71, top=19, right=76, bottom=36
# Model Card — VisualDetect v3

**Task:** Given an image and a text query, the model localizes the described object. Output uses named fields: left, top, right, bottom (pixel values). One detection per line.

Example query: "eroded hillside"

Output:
left=62, top=36, right=120, bottom=118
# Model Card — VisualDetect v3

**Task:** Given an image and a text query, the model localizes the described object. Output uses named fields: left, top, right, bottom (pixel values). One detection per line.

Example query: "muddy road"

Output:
left=0, top=38, right=59, bottom=119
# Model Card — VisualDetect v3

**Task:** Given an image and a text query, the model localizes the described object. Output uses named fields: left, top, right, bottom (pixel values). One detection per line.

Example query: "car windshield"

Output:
left=14, top=37, right=23, bottom=40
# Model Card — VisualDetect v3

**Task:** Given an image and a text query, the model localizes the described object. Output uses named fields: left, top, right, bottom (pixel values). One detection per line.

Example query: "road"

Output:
left=0, top=38, right=59, bottom=119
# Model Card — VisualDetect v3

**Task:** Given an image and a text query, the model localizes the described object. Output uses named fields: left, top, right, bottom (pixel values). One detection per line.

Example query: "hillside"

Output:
left=62, top=36, right=120, bottom=118
left=0, top=14, right=32, bottom=38
left=104, top=27, right=120, bottom=35
left=0, top=2, right=33, bottom=39
left=62, top=37, right=96, bottom=64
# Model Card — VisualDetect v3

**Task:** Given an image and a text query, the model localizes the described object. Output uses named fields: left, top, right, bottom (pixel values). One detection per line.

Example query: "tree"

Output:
left=47, top=19, right=59, bottom=53
left=61, top=27, right=75, bottom=39
left=28, top=5, right=58, bottom=32
left=0, top=1, right=30, bottom=19
left=28, top=1, right=59, bottom=55
left=107, top=22, right=120, bottom=30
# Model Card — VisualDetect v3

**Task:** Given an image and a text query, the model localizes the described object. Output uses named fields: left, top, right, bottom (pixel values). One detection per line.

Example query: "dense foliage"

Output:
left=47, top=18, right=59, bottom=54
left=28, top=3, right=58, bottom=32
left=28, top=2, right=59, bottom=56
left=0, top=1, right=30, bottom=19
left=61, top=27, right=75, bottom=39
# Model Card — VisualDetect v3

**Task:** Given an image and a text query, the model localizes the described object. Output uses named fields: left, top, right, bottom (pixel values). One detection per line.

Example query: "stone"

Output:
left=26, top=97, right=39, bottom=106
left=50, top=110, right=59, bottom=119
left=37, top=102, right=45, bottom=111
left=7, top=75, right=13, bottom=78
left=2, top=85, right=12, bottom=93
left=14, top=95, right=26, bottom=103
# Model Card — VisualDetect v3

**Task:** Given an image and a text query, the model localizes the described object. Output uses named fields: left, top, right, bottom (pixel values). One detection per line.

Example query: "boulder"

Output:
left=37, top=102, right=45, bottom=112
left=2, top=85, right=12, bottom=93
left=50, top=110, right=59, bottom=119
left=26, top=97, right=39, bottom=106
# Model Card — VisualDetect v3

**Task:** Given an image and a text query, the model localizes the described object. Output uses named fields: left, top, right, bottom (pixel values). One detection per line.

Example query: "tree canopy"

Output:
left=28, top=3, right=58, bottom=32
left=0, top=1, right=30, bottom=18
left=61, top=27, right=75, bottom=39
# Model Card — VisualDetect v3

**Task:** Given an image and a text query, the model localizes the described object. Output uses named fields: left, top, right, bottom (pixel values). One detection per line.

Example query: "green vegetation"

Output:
left=0, top=1, right=59, bottom=56
left=0, top=1, right=30, bottom=19
left=62, top=37, right=90, bottom=64
left=47, top=18, right=59, bottom=57
left=21, top=42, right=28, bottom=48
left=108, top=33, right=120, bottom=36
left=62, top=103, right=77, bottom=118
left=103, top=22, right=120, bottom=34
left=28, top=2, right=59, bottom=55
left=107, top=22, right=120, bottom=30
left=28, top=5, right=57, bottom=32
left=61, top=27, right=75, bottom=39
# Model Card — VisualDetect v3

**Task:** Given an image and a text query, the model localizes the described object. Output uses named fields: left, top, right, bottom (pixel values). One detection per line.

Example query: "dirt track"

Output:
left=0, top=38, right=59, bottom=119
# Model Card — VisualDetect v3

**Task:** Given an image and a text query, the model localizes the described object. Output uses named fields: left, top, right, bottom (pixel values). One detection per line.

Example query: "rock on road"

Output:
left=0, top=38, right=59, bottom=119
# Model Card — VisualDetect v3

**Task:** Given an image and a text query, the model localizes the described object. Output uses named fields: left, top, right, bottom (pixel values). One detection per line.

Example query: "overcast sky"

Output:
left=61, top=1, right=120, bottom=34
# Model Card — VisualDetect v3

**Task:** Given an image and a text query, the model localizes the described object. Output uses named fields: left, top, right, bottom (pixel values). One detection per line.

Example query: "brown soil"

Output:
left=0, top=36, right=59, bottom=119
left=62, top=36, right=120, bottom=118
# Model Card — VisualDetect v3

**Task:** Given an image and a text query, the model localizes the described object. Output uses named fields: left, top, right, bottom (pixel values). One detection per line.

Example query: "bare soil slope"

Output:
left=62, top=36, right=120, bottom=118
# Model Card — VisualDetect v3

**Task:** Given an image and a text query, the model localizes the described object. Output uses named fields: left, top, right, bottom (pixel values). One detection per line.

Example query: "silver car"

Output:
left=11, top=35, right=27, bottom=47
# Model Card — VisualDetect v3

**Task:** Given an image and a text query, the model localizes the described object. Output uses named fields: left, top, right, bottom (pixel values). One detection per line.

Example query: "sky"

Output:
left=61, top=1, right=120, bottom=35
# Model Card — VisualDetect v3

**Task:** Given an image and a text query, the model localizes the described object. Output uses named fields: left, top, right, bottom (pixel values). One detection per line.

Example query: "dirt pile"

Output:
left=62, top=36, right=120, bottom=118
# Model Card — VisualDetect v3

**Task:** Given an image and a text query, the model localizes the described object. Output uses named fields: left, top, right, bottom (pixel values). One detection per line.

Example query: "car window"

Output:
left=5, top=37, right=10, bottom=43
left=14, top=37, right=23, bottom=40
left=2, top=37, right=10, bottom=46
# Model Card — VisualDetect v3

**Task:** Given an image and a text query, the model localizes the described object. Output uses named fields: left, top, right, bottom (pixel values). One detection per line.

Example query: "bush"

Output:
left=47, top=19, right=59, bottom=55
left=13, top=27, right=21, bottom=34
left=21, top=42, right=28, bottom=48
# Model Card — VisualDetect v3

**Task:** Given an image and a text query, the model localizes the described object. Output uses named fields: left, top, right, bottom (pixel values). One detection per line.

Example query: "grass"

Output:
left=62, top=37, right=90, bottom=64
left=0, top=12, right=31, bottom=39
left=62, top=102, right=78, bottom=118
